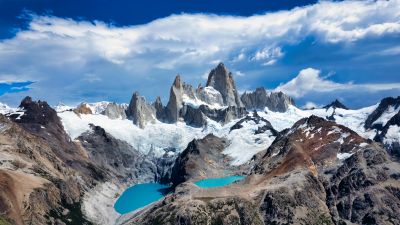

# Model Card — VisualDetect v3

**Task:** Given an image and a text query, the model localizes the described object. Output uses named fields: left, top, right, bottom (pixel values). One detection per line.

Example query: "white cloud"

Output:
left=262, top=59, right=277, bottom=66
left=0, top=0, right=399, bottom=105
left=235, top=71, right=245, bottom=77
left=275, top=68, right=400, bottom=98
left=303, top=101, right=320, bottom=109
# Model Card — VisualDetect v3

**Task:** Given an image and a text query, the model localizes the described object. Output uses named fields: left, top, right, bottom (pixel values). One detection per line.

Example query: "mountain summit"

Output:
left=323, top=99, right=348, bottom=110
left=206, top=63, right=243, bottom=107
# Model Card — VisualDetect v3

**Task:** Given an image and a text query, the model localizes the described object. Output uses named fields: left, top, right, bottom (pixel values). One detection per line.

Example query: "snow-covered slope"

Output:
left=58, top=109, right=278, bottom=165
left=59, top=100, right=399, bottom=166
left=259, top=105, right=377, bottom=139
left=0, top=103, right=16, bottom=115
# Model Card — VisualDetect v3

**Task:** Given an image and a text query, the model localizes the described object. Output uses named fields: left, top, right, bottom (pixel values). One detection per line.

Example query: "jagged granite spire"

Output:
left=126, top=91, right=155, bottom=128
left=240, top=87, right=295, bottom=112
left=206, top=63, right=243, bottom=107
left=165, top=75, right=184, bottom=123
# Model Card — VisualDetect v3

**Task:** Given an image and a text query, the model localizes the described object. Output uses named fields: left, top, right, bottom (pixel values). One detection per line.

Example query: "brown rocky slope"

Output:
left=124, top=115, right=400, bottom=225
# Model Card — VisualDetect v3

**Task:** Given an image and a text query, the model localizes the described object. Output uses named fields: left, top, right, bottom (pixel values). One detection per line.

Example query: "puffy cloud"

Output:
left=303, top=101, right=320, bottom=109
left=0, top=0, right=399, bottom=105
left=275, top=68, right=400, bottom=98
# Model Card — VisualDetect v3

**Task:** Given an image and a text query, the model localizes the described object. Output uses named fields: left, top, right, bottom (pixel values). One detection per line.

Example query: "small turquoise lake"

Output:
left=194, top=175, right=245, bottom=188
left=114, top=183, right=170, bottom=214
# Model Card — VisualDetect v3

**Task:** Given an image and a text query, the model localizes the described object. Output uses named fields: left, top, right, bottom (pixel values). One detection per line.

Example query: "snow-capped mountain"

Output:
left=0, top=63, right=399, bottom=225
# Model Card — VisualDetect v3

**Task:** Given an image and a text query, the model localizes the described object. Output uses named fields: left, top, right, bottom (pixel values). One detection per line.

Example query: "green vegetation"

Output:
left=0, top=217, right=12, bottom=225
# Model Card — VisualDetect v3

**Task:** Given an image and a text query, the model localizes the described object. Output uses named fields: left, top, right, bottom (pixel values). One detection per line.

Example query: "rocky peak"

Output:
left=73, top=102, right=93, bottom=115
left=206, top=63, right=243, bottom=107
left=101, top=102, right=127, bottom=119
left=11, top=96, right=60, bottom=126
left=172, top=74, right=183, bottom=88
left=323, top=99, right=348, bottom=110
left=241, top=88, right=294, bottom=112
left=165, top=75, right=184, bottom=123
left=365, top=96, right=400, bottom=130
left=126, top=91, right=156, bottom=128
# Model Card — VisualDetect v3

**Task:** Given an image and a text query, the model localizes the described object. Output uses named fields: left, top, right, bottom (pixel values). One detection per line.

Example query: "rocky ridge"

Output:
left=70, top=63, right=294, bottom=128
left=241, top=87, right=295, bottom=112
left=0, top=97, right=168, bottom=225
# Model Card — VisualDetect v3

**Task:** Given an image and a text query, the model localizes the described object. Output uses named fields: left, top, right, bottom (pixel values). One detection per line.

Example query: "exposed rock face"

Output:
left=101, top=102, right=127, bottom=119
left=153, top=96, right=166, bottom=121
left=126, top=92, right=156, bottom=128
left=165, top=75, right=183, bottom=123
left=194, top=105, right=247, bottom=124
left=73, top=102, right=93, bottom=115
left=253, top=116, right=400, bottom=225
left=169, top=134, right=239, bottom=187
left=0, top=98, right=98, bottom=225
left=9, top=96, right=79, bottom=157
left=241, top=87, right=295, bottom=112
left=323, top=99, right=348, bottom=110
left=268, top=91, right=295, bottom=112
left=206, top=63, right=243, bottom=107
left=365, top=96, right=400, bottom=130
left=126, top=194, right=263, bottom=225
left=374, top=110, right=400, bottom=160
left=77, top=124, right=157, bottom=181
left=181, top=105, right=207, bottom=127
left=230, top=111, right=278, bottom=136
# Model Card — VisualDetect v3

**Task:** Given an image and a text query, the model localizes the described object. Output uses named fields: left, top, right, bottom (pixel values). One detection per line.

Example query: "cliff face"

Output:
left=169, top=134, right=241, bottom=187
left=206, top=63, right=243, bottom=107
left=126, top=92, right=156, bottom=128
left=165, top=75, right=184, bottom=123
left=240, top=87, right=295, bottom=112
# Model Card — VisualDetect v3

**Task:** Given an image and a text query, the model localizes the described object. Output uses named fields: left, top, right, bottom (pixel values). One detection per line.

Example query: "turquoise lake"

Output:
left=194, top=175, right=245, bottom=188
left=114, top=183, right=170, bottom=214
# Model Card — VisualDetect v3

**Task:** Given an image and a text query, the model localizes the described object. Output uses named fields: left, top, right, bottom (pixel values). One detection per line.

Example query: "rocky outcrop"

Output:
left=102, top=102, right=127, bottom=119
left=165, top=75, right=183, bottom=123
left=153, top=96, right=166, bottom=121
left=268, top=91, right=295, bottom=112
left=230, top=111, right=278, bottom=136
left=0, top=101, right=95, bottom=224
left=169, top=134, right=240, bottom=187
left=241, top=87, right=294, bottom=112
left=77, top=124, right=157, bottom=181
left=126, top=92, right=156, bottom=128
left=181, top=105, right=207, bottom=127
left=374, top=110, right=400, bottom=159
left=365, top=96, right=400, bottom=130
left=206, top=63, right=243, bottom=107
left=73, top=102, right=93, bottom=115
left=323, top=99, right=348, bottom=110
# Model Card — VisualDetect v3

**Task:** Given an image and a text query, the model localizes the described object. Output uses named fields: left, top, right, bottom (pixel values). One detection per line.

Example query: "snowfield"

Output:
left=58, top=110, right=278, bottom=165
left=58, top=102, right=394, bottom=166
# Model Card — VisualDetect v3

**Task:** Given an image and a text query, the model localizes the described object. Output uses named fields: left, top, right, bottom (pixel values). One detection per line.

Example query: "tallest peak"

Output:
left=205, top=62, right=242, bottom=107
left=216, top=62, right=226, bottom=68
left=212, top=62, right=229, bottom=75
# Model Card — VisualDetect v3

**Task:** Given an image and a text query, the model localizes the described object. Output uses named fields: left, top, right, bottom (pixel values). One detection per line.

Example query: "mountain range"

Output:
left=0, top=63, right=399, bottom=225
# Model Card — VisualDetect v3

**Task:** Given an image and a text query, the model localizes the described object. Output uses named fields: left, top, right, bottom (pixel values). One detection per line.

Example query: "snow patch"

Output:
left=337, top=152, right=353, bottom=160
left=384, top=125, right=400, bottom=145
left=372, top=105, right=400, bottom=127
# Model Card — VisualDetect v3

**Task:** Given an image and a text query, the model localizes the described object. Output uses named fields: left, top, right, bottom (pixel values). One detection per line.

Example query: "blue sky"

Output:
left=0, top=0, right=399, bottom=108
